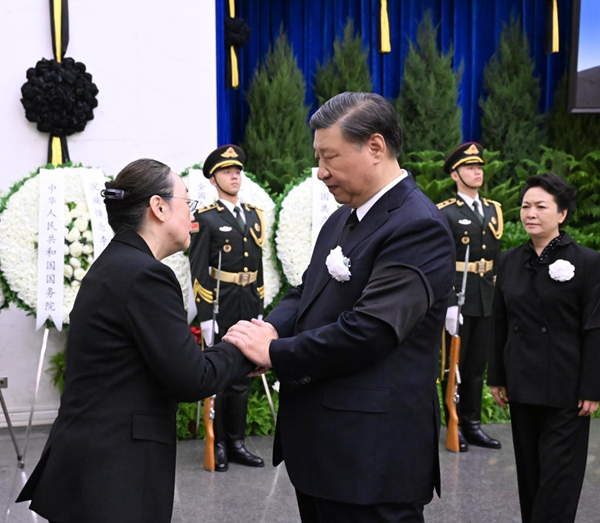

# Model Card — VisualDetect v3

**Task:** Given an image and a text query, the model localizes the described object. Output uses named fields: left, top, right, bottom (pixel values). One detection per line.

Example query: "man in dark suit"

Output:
left=224, top=92, right=455, bottom=522
left=189, top=145, right=265, bottom=471
left=437, top=142, right=503, bottom=452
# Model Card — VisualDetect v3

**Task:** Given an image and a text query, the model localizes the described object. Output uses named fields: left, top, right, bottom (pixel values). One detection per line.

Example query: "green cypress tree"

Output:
left=480, top=16, right=545, bottom=167
left=394, top=10, right=463, bottom=157
left=314, top=18, right=373, bottom=107
left=547, top=72, right=600, bottom=159
left=243, top=30, right=314, bottom=195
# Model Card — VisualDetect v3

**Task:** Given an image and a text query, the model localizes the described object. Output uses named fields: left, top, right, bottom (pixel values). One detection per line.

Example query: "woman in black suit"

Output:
left=17, top=159, right=254, bottom=523
left=488, top=173, right=600, bottom=523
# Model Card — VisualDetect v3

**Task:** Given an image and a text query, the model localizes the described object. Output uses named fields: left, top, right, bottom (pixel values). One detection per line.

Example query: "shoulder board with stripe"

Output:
left=244, top=203, right=263, bottom=212
left=436, top=198, right=456, bottom=210
left=196, top=203, right=220, bottom=214
left=483, top=198, right=502, bottom=207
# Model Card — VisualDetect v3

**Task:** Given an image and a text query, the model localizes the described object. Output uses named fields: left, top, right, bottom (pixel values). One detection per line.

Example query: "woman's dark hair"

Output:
left=309, top=92, right=403, bottom=157
left=521, top=173, right=577, bottom=223
left=104, top=159, right=173, bottom=234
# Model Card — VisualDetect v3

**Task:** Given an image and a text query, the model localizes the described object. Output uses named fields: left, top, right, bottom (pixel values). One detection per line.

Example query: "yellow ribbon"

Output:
left=230, top=47, right=239, bottom=88
left=228, top=0, right=239, bottom=88
left=51, top=136, right=63, bottom=166
left=380, top=0, right=391, bottom=53
left=551, top=0, right=559, bottom=53
left=53, top=0, right=62, bottom=62
left=52, top=1, right=64, bottom=165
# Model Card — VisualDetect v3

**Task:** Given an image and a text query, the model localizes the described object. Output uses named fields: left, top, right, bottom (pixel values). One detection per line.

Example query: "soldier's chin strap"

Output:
left=454, top=167, right=480, bottom=191
left=213, top=173, right=238, bottom=198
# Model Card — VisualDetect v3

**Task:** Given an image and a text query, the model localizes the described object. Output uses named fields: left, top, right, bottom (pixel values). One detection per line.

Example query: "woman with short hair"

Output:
left=489, top=173, right=600, bottom=523
left=18, top=159, right=253, bottom=523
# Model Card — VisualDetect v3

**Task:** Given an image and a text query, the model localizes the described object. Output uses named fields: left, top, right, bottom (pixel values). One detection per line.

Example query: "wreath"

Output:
left=21, top=58, right=99, bottom=137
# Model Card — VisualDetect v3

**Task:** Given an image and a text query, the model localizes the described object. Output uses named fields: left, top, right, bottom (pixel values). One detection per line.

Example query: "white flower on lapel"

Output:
left=548, top=259, right=575, bottom=282
left=326, top=245, right=351, bottom=282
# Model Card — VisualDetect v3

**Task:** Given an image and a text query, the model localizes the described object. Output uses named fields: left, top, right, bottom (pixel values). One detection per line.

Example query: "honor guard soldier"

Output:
left=437, top=142, right=503, bottom=452
left=189, top=145, right=266, bottom=471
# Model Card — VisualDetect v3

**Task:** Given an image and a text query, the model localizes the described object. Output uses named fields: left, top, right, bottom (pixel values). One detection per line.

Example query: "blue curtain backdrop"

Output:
left=217, top=0, right=572, bottom=147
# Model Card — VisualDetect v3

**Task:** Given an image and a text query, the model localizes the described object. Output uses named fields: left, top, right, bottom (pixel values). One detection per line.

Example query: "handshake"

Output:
left=201, top=317, right=279, bottom=373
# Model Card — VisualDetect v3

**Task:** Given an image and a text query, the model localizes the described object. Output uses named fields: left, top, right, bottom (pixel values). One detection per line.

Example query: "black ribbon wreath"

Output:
left=225, top=17, right=251, bottom=49
left=21, top=58, right=99, bottom=138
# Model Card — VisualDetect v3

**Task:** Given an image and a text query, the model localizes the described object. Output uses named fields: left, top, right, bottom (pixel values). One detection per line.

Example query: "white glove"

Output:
left=200, top=320, right=219, bottom=347
left=445, top=306, right=463, bottom=336
left=257, top=314, right=263, bottom=321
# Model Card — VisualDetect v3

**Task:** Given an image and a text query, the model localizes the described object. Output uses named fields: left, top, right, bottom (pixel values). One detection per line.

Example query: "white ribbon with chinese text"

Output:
left=36, top=169, right=65, bottom=331
left=311, top=167, right=339, bottom=248
left=187, top=168, right=218, bottom=207
left=80, top=168, right=113, bottom=258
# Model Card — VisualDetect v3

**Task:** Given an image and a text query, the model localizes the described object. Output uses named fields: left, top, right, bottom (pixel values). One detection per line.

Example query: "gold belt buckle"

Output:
left=476, top=260, right=487, bottom=273
left=239, top=272, right=251, bottom=286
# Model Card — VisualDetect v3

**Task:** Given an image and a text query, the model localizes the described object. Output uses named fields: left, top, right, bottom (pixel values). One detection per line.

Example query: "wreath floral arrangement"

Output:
left=21, top=58, right=99, bottom=137
left=274, top=172, right=314, bottom=286
left=0, top=165, right=107, bottom=326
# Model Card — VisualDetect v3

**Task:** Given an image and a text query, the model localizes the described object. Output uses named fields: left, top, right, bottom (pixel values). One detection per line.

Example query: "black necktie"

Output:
left=472, top=200, right=484, bottom=225
left=338, top=211, right=359, bottom=245
left=234, top=206, right=245, bottom=232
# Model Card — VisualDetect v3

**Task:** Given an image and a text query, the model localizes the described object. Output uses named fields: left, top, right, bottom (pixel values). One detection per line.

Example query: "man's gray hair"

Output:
left=309, top=92, right=403, bottom=157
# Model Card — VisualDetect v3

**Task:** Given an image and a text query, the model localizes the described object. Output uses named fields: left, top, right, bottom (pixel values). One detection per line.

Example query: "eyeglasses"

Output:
left=155, top=194, right=200, bottom=213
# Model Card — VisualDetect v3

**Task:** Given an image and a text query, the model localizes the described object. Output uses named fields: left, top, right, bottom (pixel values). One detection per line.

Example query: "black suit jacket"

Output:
left=437, top=195, right=502, bottom=316
left=488, top=234, right=600, bottom=408
left=266, top=174, right=455, bottom=505
left=17, top=230, right=253, bottom=523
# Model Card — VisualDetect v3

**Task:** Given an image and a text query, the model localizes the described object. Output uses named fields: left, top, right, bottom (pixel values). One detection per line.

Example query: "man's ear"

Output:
left=450, top=169, right=459, bottom=184
left=368, top=133, right=386, bottom=162
left=148, top=195, right=167, bottom=223
left=209, top=176, right=217, bottom=188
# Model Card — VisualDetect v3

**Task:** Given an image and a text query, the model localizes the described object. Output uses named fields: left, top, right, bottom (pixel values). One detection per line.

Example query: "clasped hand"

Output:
left=223, top=318, right=279, bottom=370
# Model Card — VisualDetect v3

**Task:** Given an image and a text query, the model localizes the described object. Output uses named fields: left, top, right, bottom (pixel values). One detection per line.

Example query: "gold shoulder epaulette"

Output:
left=244, top=203, right=263, bottom=212
left=436, top=198, right=456, bottom=210
left=196, top=203, right=218, bottom=214
left=483, top=198, right=502, bottom=207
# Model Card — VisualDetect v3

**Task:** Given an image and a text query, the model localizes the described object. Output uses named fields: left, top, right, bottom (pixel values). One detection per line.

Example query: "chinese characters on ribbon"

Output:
left=188, top=168, right=218, bottom=207
left=36, top=170, right=65, bottom=330
left=311, top=167, right=340, bottom=248
left=80, top=168, right=113, bottom=259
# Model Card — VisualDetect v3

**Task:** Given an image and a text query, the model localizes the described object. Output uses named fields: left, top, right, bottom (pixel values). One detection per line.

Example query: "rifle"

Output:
left=203, top=251, right=221, bottom=472
left=445, top=245, right=470, bottom=453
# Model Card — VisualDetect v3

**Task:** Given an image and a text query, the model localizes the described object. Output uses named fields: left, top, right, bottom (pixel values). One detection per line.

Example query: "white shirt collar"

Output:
left=219, top=198, right=244, bottom=219
left=457, top=191, right=482, bottom=211
left=355, top=170, right=408, bottom=222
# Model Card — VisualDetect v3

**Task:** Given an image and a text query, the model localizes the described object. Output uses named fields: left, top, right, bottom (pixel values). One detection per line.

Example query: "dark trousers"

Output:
left=442, top=314, right=490, bottom=424
left=213, top=321, right=252, bottom=444
left=295, top=490, right=426, bottom=523
left=213, top=377, right=251, bottom=443
left=510, top=402, right=590, bottom=523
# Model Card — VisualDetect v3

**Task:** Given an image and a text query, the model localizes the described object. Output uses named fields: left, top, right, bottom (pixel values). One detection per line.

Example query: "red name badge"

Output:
left=190, top=222, right=199, bottom=234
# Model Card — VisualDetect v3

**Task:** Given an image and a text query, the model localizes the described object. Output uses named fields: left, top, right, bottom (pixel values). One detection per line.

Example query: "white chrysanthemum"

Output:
left=64, top=264, right=74, bottom=279
left=74, top=217, right=89, bottom=232
left=69, top=241, right=84, bottom=257
left=66, top=227, right=81, bottom=243
left=275, top=178, right=314, bottom=286
left=548, top=259, right=575, bottom=282
left=73, top=268, right=87, bottom=281
left=82, top=230, right=93, bottom=242
left=69, top=257, right=81, bottom=269
left=82, top=244, right=93, bottom=255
